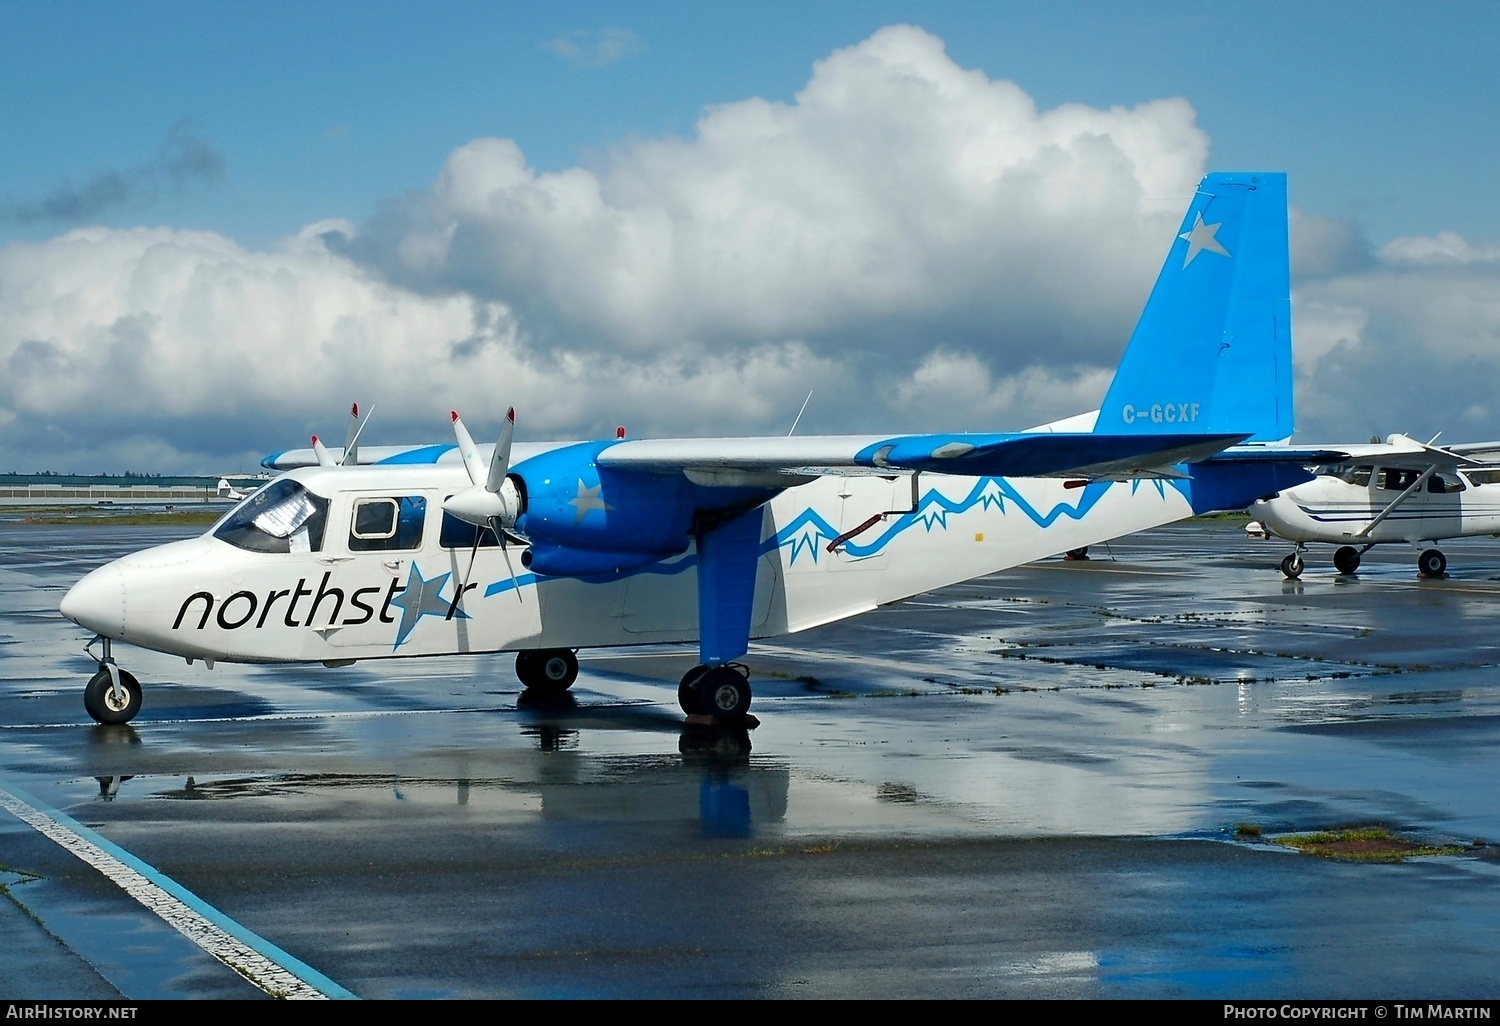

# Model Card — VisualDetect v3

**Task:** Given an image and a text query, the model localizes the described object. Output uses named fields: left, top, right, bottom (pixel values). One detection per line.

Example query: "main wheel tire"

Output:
left=516, top=649, right=579, bottom=694
left=678, top=665, right=710, bottom=715
left=694, top=666, right=752, bottom=722
left=1280, top=553, right=1304, bottom=579
left=1334, top=546, right=1361, bottom=575
left=84, top=667, right=142, bottom=725
left=1418, top=548, right=1447, bottom=577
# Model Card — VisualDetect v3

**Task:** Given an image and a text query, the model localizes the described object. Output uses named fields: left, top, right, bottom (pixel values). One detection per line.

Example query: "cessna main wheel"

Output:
left=1334, top=546, right=1361, bottom=575
left=1418, top=549, right=1447, bottom=577
left=84, top=667, right=142, bottom=725
left=515, top=649, right=579, bottom=695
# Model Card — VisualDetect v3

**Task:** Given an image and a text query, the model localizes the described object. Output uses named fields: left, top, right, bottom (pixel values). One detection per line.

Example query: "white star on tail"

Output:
left=1178, top=212, right=1231, bottom=267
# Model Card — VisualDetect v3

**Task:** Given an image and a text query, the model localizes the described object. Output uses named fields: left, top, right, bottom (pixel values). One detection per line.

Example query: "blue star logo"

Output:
left=389, top=563, right=467, bottom=649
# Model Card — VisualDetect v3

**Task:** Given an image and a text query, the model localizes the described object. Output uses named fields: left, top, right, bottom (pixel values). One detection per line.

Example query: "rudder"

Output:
left=1097, top=172, right=1292, bottom=443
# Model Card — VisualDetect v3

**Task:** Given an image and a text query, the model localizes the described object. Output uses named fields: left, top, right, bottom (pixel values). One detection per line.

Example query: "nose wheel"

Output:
left=1279, top=552, right=1304, bottom=579
left=83, top=638, right=142, bottom=725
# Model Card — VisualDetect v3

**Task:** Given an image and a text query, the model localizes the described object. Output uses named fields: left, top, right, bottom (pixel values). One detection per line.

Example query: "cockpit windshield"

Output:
left=213, top=479, right=330, bottom=554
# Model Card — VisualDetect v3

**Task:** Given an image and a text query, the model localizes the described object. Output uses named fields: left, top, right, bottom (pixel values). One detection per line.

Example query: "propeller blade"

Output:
left=447, top=524, right=486, bottom=620
left=311, top=435, right=337, bottom=469
left=450, top=410, right=486, bottom=487
left=486, top=407, right=515, bottom=494
left=492, top=516, right=523, bottom=604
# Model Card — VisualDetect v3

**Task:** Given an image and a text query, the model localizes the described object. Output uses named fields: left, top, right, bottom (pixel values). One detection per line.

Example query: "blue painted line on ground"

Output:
left=0, top=775, right=357, bottom=1000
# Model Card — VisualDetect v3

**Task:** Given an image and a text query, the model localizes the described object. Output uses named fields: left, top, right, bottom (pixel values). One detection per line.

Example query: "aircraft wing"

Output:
left=264, top=431, right=1251, bottom=481
left=594, top=431, right=1249, bottom=481
left=1277, top=434, right=1500, bottom=470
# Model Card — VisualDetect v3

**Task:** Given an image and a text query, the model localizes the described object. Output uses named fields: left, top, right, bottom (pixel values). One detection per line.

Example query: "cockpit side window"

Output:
left=213, top=479, right=330, bottom=554
left=1379, top=467, right=1422, bottom=491
left=349, top=496, right=427, bottom=552
left=1428, top=472, right=1466, bottom=493
left=1338, top=465, right=1373, bottom=487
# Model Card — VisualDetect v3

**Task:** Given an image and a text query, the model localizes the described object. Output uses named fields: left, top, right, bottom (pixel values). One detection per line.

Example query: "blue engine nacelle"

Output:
left=511, top=441, right=699, bottom=575
left=509, top=440, right=786, bottom=578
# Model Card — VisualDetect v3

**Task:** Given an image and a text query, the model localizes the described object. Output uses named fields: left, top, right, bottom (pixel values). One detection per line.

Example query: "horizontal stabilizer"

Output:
left=852, top=432, right=1247, bottom=479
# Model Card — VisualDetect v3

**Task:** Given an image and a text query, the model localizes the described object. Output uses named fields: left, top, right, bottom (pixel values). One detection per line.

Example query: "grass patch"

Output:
left=1272, top=826, right=1468, bottom=863
left=5, top=510, right=222, bottom=526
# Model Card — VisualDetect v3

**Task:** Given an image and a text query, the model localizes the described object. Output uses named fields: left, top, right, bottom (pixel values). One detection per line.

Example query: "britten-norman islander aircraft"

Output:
left=61, top=171, right=1330, bottom=726
left=1248, top=434, right=1500, bottom=578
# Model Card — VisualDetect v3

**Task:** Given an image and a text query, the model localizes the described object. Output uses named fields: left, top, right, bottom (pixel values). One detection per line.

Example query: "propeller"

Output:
left=311, top=435, right=336, bottom=468
left=446, top=408, right=524, bottom=605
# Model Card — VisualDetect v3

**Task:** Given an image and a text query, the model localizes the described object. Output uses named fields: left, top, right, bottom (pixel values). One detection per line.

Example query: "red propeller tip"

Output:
left=616, top=426, right=626, bottom=439
left=350, top=403, right=358, bottom=416
left=506, top=408, right=515, bottom=423
left=450, top=410, right=460, bottom=422
left=310, top=435, right=320, bottom=444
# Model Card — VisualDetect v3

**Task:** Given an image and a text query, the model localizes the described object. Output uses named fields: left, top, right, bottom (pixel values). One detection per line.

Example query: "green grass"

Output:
left=1272, top=826, right=1468, bottom=862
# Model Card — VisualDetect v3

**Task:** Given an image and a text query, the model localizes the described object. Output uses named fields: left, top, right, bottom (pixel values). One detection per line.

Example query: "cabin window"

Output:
left=1337, top=465, right=1373, bottom=486
left=439, top=507, right=500, bottom=549
left=1378, top=468, right=1422, bottom=491
left=1428, top=472, right=1466, bottom=493
left=1463, top=469, right=1500, bottom=486
left=213, top=479, right=330, bottom=554
left=349, top=496, right=427, bottom=552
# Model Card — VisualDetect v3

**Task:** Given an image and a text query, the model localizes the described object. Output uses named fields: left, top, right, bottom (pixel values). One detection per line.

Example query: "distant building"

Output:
left=0, top=473, right=268, bottom=508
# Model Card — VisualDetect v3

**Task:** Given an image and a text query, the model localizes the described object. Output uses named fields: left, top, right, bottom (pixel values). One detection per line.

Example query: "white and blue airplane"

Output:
left=1249, top=433, right=1500, bottom=578
left=60, top=171, right=1329, bottom=726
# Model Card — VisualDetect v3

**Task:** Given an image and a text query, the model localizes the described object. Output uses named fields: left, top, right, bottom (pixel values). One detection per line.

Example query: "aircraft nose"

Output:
left=60, top=563, right=126, bottom=637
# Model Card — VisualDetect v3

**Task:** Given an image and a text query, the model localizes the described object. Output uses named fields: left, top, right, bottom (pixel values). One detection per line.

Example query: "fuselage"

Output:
left=1251, top=464, right=1500, bottom=545
left=60, top=459, right=1200, bottom=666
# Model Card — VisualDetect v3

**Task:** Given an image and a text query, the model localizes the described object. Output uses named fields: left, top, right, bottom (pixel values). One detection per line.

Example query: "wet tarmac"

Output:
left=3, top=519, right=1500, bottom=999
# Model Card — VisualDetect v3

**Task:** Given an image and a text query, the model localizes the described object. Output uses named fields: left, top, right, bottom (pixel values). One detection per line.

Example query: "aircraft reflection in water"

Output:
left=90, top=723, right=785, bottom=839
left=62, top=172, right=1329, bottom=729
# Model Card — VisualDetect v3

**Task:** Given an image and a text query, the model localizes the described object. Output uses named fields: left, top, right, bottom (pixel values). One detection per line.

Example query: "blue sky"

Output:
left=2, top=2, right=1499, bottom=472
left=5, top=2, right=1495, bottom=248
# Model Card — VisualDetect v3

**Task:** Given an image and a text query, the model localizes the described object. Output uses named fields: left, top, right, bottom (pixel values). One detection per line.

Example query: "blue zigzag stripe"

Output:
left=480, top=475, right=1160, bottom=591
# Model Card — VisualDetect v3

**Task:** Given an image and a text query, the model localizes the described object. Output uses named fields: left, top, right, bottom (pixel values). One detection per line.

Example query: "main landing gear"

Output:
left=514, top=648, right=579, bottom=696
left=677, top=664, right=753, bottom=722
left=1418, top=548, right=1447, bottom=578
left=83, top=636, right=142, bottom=725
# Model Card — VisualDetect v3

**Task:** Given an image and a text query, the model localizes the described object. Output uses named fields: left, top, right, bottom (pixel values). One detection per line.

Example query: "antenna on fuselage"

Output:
left=342, top=402, right=375, bottom=466
left=788, top=390, right=814, bottom=437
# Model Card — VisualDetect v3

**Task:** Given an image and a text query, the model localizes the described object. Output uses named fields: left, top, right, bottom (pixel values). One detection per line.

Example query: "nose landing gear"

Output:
left=83, top=636, right=142, bottom=725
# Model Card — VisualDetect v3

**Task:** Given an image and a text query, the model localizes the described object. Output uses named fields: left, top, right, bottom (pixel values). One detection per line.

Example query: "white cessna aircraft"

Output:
left=61, top=171, right=1326, bottom=726
left=1249, top=433, right=1500, bottom=578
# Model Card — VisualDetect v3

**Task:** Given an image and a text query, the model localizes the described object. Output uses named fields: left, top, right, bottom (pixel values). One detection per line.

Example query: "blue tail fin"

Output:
left=1097, top=172, right=1292, bottom=443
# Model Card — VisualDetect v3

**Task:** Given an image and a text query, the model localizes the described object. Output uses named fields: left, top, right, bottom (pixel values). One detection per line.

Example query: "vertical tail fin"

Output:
left=1097, top=172, right=1292, bottom=443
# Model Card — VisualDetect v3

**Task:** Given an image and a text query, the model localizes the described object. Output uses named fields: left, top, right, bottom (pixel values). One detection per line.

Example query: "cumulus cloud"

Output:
left=362, top=25, right=1208, bottom=378
left=1292, top=236, right=1500, bottom=443
left=2, top=120, right=225, bottom=226
left=541, top=28, right=644, bottom=68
